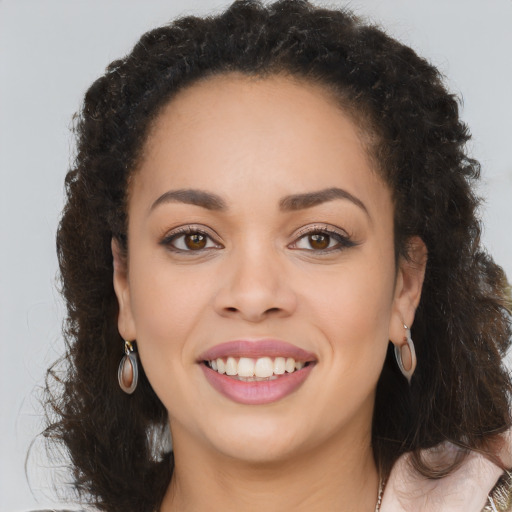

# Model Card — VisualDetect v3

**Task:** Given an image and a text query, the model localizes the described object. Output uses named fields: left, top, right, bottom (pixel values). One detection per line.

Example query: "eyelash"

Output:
left=160, top=224, right=356, bottom=254
left=160, top=226, right=222, bottom=253
left=290, top=224, right=356, bottom=253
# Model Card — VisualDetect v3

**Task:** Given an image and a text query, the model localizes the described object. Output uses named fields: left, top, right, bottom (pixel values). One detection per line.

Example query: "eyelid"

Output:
left=159, top=223, right=356, bottom=254
left=288, top=223, right=357, bottom=252
left=292, top=223, right=350, bottom=240
left=160, top=224, right=223, bottom=251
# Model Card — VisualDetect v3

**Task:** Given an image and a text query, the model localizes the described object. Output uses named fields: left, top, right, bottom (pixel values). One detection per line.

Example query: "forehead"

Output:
left=141, top=72, right=370, bottom=163
left=132, top=73, right=389, bottom=215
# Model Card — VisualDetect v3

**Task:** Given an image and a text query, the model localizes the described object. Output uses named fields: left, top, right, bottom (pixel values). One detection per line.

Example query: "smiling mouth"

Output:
left=198, top=339, right=317, bottom=404
left=203, top=356, right=314, bottom=381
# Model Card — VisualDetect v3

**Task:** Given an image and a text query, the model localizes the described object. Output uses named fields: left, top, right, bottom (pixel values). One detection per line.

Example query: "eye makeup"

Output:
left=289, top=223, right=358, bottom=253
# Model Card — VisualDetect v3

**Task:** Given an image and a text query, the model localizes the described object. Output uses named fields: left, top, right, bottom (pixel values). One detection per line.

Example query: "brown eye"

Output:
left=290, top=227, right=356, bottom=253
left=185, top=233, right=207, bottom=250
left=161, top=228, right=220, bottom=253
left=308, top=233, right=330, bottom=250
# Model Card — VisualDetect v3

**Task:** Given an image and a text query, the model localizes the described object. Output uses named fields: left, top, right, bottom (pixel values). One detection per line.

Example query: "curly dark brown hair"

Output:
left=42, top=0, right=512, bottom=510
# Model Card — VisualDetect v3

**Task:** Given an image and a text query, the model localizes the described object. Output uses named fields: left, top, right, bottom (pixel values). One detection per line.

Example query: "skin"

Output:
left=113, top=73, right=427, bottom=512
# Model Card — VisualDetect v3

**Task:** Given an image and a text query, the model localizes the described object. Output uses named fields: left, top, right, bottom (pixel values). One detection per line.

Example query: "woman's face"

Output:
left=114, top=74, right=424, bottom=463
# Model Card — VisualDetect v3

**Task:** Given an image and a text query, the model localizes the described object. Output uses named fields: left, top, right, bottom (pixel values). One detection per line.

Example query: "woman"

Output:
left=43, top=0, right=512, bottom=510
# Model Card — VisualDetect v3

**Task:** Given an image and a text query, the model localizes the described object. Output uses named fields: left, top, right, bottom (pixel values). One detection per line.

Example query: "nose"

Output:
left=213, top=245, right=297, bottom=323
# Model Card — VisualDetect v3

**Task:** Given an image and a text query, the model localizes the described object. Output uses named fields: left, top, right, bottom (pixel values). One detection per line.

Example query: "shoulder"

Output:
left=483, top=470, right=512, bottom=511
left=381, top=443, right=510, bottom=512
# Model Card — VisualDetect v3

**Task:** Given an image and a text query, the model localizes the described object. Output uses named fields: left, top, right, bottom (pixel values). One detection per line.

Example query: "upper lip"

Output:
left=198, top=339, right=317, bottom=362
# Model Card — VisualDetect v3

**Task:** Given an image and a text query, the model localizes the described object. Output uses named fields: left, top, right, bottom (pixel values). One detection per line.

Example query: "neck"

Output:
left=160, top=424, right=379, bottom=512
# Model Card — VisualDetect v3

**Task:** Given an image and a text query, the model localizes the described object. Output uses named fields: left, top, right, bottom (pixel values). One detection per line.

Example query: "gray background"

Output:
left=1, top=0, right=511, bottom=510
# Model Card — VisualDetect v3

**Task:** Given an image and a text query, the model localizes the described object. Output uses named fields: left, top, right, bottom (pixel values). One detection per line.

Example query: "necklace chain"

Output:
left=374, top=477, right=385, bottom=512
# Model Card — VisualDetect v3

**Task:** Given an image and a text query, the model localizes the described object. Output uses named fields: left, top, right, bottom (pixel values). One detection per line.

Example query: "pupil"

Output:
left=186, top=233, right=206, bottom=250
left=310, top=233, right=329, bottom=250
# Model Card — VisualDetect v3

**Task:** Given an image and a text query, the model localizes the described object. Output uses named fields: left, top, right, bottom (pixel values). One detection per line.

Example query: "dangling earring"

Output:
left=394, top=324, right=417, bottom=384
left=118, top=340, right=139, bottom=394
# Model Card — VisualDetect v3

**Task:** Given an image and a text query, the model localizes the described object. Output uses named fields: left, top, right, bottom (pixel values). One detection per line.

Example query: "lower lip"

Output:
left=200, top=363, right=315, bottom=405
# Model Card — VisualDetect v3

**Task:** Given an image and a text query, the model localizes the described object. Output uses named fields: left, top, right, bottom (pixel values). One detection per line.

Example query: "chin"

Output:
left=216, top=437, right=302, bottom=465
left=202, top=414, right=308, bottom=464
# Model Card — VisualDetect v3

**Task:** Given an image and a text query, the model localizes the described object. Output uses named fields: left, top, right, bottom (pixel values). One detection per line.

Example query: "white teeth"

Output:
left=274, top=357, right=286, bottom=375
left=237, top=357, right=255, bottom=377
left=254, top=357, right=274, bottom=378
left=285, top=357, right=295, bottom=373
left=208, top=356, right=310, bottom=377
left=225, top=357, right=237, bottom=376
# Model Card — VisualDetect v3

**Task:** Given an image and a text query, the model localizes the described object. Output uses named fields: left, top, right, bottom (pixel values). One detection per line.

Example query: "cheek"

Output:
left=126, top=253, right=214, bottom=392
left=304, top=254, right=395, bottom=369
left=130, top=249, right=211, bottom=333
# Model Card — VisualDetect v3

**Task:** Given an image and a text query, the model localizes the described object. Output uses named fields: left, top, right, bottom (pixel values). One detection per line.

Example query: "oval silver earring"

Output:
left=394, top=324, right=417, bottom=384
left=118, top=340, right=139, bottom=394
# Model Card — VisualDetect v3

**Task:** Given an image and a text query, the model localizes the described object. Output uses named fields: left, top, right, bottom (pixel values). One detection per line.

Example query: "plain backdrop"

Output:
left=1, top=0, right=511, bottom=510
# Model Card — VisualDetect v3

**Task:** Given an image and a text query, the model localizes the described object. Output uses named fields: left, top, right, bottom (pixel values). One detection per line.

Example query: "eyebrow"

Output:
left=279, top=187, right=369, bottom=215
left=150, top=189, right=227, bottom=212
left=150, top=186, right=368, bottom=215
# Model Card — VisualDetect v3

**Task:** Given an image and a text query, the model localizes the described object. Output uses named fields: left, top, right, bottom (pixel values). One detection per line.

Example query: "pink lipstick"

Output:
left=198, top=339, right=316, bottom=405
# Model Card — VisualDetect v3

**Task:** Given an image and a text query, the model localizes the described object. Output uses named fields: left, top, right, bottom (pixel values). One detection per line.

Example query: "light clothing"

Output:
left=382, top=442, right=512, bottom=511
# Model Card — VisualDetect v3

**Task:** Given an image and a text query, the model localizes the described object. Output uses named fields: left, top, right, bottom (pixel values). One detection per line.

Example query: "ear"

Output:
left=112, top=238, right=137, bottom=341
left=389, top=236, right=428, bottom=345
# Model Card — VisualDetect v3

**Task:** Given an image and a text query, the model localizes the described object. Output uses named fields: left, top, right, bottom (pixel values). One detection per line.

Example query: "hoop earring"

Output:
left=118, top=340, right=139, bottom=394
left=394, top=324, right=417, bottom=384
